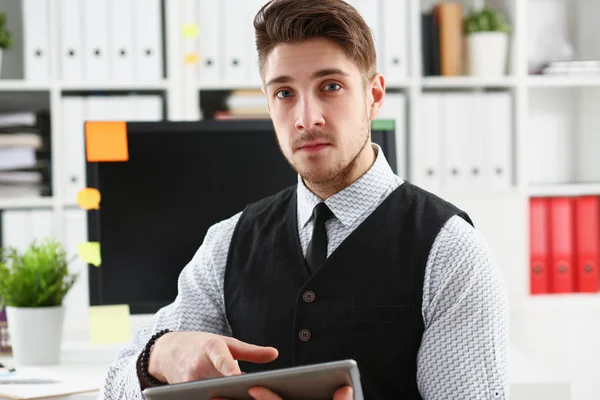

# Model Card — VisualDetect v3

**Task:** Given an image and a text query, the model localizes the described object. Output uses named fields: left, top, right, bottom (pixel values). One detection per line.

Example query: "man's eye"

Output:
left=324, top=83, right=341, bottom=91
left=276, top=90, right=292, bottom=99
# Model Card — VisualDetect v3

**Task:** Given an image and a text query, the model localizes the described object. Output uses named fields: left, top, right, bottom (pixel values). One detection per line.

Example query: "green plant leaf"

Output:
left=0, top=238, right=78, bottom=308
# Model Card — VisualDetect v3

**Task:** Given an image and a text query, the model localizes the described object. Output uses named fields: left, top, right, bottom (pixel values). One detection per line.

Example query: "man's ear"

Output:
left=368, top=73, right=385, bottom=121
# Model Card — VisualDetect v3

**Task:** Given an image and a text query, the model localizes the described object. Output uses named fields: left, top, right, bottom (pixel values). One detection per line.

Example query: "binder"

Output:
left=434, top=2, right=463, bottom=76
left=530, top=198, right=550, bottom=294
left=133, top=0, right=163, bottom=81
left=247, top=0, right=266, bottom=86
left=413, top=94, right=442, bottom=190
left=442, top=93, right=469, bottom=188
left=82, top=0, right=110, bottom=81
left=109, top=0, right=135, bottom=81
left=381, top=0, right=408, bottom=83
left=574, top=196, right=600, bottom=293
left=22, top=0, right=50, bottom=80
left=58, top=0, right=84, bottom=80
left=466, top=93, right=486, bottom=188
left=198, top=0, right=223, bottom=86
left=30, top=209, right=53, bottom=241
left=485, top=93, right=512, bottom=189
left=62, top=97, right=86, bottom=201
left=549, top=197, right=575, bottom=293
left=222, top=0, right=250, bottom=85
left=376, top=92, right=406, bottom=178
left=133, top=95, right=164, bottom=121
left=354, top=0, right=382, bottom=74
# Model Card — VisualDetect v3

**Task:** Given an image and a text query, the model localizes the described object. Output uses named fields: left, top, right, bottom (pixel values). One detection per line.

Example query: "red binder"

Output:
left=549, top=197, right=575, bottom=293
left=574, top=196, right=600, bottom=293
left=529, top=198, right=550, bottom=294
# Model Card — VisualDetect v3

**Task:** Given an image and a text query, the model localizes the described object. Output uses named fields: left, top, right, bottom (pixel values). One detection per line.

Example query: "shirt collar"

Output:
left=296, top=143, right=400, bottom=228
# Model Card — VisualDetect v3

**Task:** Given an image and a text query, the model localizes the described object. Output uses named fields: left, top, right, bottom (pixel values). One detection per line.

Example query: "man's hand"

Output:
left=246, top=385, right=353, bottom=400
left=147, top=331, right=278, bottom=384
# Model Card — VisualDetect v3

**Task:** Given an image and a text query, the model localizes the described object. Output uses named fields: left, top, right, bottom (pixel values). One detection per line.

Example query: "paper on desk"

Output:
left=0, top=372, right=98, bottom=400
left=88, top=305, right=132, bottom=345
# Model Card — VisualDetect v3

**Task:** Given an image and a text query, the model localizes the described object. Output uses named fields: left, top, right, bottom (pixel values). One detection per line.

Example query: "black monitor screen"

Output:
left=87, top=120, right=396, bottom=314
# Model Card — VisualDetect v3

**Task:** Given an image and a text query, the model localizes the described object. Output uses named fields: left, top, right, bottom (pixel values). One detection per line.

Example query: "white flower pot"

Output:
left=6, top=306, right=65, bottom=365
left=466, top=32, right=509, bottom=77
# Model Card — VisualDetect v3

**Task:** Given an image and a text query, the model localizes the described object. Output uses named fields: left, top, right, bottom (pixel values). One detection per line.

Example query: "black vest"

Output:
left=224, top=181, right=473, bottom=400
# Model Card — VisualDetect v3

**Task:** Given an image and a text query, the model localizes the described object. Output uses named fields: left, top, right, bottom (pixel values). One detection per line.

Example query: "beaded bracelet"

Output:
left=139, top=329, right=171, bottom=386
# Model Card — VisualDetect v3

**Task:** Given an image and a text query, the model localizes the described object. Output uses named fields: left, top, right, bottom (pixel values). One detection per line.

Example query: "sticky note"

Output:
left=78, top=242, right=101, bottom=267
left=182, top=24, right=198, bottom=38
left=77, top=188, right=101, bottom=210
left=88, top=305, right=131, bottom=345
left=184, top=52, right=199, bottom=64
left=85, top=121, right=129, bottom=162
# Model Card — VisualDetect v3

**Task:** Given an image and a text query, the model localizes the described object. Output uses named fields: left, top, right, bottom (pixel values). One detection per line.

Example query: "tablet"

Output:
left=142, top=359, right=363, bottom=400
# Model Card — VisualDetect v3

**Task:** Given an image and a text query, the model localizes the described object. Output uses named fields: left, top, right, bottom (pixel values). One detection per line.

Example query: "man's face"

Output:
left=262, top=37, right=384, bottom=186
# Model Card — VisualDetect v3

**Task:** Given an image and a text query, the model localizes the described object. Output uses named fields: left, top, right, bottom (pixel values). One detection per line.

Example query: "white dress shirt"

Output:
left=100, top=144, right=509, bottom=400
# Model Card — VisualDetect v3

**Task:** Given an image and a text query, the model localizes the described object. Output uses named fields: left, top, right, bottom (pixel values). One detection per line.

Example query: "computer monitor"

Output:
left=86, top=119, right=397, bottom=314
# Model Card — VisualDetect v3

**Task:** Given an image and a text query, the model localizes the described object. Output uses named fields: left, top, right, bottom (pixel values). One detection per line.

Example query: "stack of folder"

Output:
left=529, top=196, right=600, bottom=294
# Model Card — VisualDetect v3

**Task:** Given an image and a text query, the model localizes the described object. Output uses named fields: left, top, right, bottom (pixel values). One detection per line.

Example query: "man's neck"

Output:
left=305, top=145, right=377, bottom=200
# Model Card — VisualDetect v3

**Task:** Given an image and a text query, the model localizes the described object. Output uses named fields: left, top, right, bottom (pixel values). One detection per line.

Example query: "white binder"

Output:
left=82, top=0, right=110, bottom=81
left=58, top=0, right=83, bottom=80
left=377, top=92, right=406, bottom=178
left=133, top=95, right=164, bottom=121
left=222, top=0, right=251, bottom=86
left=381, top=0, right=408, bottom=84
left=354, top=0, right=383, bottom=74
left=22, top=0, right=50, bottom=80
left=109, top=0, right=135, bottom=81
left=465, top=93, right=486, bottom=188
left=442, top=93, right=469, bottom=189
left=486, top=92, right=513, bottom=189
left=197, top=0, right=223, bottom=86
left=86, top=95, right=118, bottom=121
left=62, top=97, right=86, bottom=202
left=133, top=0, right=163, bottom=81
left=247, top=0, right=266, bottom=86
left=63, top=209, right=90, bottom=329
left=414, top=94, right=442, bottom=190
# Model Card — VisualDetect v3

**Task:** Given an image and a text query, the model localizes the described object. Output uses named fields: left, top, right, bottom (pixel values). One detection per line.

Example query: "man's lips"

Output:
left=297, top=142, right=331, bottom=152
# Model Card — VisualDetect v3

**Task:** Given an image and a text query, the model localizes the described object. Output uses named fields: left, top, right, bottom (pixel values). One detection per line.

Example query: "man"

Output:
left=101, top=0, right=509, bottom=399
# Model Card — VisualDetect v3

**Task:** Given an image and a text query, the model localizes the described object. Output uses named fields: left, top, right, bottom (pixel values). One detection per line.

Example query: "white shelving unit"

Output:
left=0, top=1, right=599, bottom=396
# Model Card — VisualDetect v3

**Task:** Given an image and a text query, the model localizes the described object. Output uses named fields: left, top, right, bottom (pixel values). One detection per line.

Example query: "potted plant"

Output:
left=0, top=12, right=13, bottom=76
left=0, top=238, right=77, bottom=365
left=464, top=6, right=511, bottom=77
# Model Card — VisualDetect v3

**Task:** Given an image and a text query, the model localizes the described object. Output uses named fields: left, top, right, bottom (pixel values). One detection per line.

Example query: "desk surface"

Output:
left=0, top=341, right=119, bottom=400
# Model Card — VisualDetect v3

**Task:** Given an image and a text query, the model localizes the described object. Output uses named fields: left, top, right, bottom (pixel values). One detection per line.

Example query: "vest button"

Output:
left=299, top=329, right=311, bottom=342
left=302, top=290, right=315, bottom=303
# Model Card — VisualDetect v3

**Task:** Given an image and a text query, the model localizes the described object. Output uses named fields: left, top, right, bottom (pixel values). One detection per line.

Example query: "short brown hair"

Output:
left=254, top=0, right=377, bottom=81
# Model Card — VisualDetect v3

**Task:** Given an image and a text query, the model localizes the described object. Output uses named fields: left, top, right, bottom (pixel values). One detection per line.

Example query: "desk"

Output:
left=0, top=341, right=119, bottom=400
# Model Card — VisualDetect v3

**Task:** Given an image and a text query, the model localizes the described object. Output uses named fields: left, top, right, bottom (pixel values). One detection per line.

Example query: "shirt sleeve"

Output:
left=98, top=212, right=241, bottom=400
left=417, top=215, right=509, bottom=400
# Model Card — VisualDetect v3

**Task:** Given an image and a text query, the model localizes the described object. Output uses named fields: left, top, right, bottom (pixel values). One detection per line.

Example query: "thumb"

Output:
left=334, top=386, right=353, bottom=400
left=224, top=337, right=279, bottom=364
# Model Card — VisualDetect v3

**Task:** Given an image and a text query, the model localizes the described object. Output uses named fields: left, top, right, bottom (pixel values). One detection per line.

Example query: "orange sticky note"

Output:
left=77, top=188, right=101, bottom=210
left=85, top=121, right=129, bottom=162
left=184, top=52, right=199, bottom=64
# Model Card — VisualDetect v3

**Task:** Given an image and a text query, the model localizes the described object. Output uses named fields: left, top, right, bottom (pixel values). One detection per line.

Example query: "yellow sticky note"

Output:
left=182, top=23, right=198, bottom=38
left=77, top=188, right=101, bottom=210
left=85, top=121, right=129, bottom=162
left=78, top=242, right=101, bottom=267
left=88, top=305, right=132, bottom=345
left=184, top=52, right=199, bottom=64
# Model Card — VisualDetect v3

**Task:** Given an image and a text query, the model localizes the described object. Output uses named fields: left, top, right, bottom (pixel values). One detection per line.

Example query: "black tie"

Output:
left=305, top=202, right=333, bottom=274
